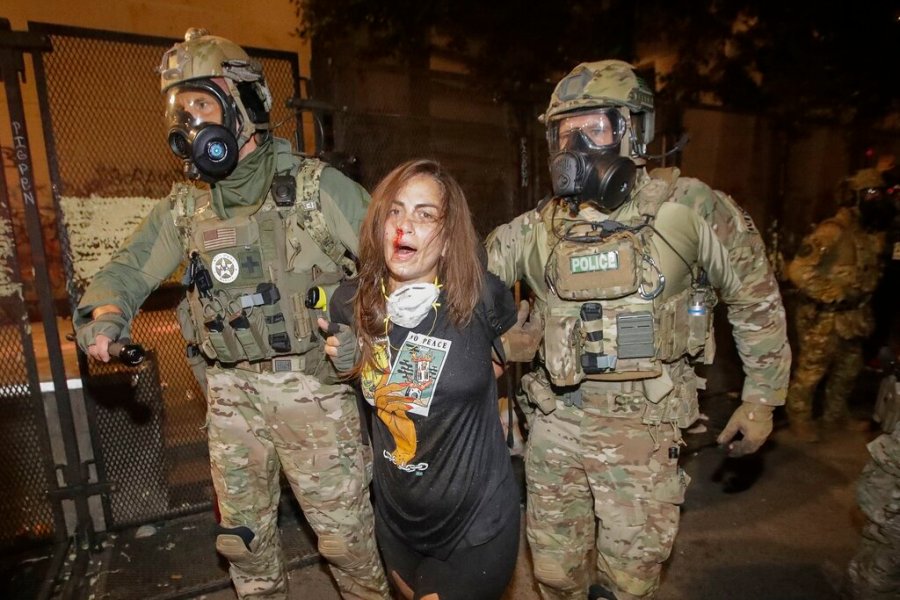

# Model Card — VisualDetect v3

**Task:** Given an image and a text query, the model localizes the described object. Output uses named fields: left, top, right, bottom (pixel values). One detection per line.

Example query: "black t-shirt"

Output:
left=330, top=273, right=518, bottom=559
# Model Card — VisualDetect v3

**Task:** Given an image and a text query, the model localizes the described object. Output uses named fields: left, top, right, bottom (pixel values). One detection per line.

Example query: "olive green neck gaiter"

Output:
left=210, top=138, right=276, bottom=219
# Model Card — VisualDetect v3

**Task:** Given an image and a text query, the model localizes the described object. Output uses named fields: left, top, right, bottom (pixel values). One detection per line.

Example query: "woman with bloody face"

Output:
left=325, top=159, right=521, bottom=600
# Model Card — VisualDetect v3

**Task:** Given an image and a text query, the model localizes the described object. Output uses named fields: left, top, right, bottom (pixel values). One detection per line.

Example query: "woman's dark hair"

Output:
left=352, top=159, right=483, bottom=375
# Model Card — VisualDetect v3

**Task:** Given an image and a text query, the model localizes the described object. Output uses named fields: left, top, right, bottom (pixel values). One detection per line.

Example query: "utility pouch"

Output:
left=253, top=282, right=291, bottom=354
left=653, top=467, right=690, bottom=505
left=551, top=231, right=642, bottom=300
left=205, top=316, right=239, bottom=363
left=229, top=311, right=266, bottom=361
left=262, top=307, right=291, bottom=353
left=520, top=371, right=558, bottom=416
left=543, top=308, right=583, bottom=387
left=176, top=297, right=199, bottom=345
left=290, top=292, right=314, bottom=343
left=671, top=367, right=700, bottom=428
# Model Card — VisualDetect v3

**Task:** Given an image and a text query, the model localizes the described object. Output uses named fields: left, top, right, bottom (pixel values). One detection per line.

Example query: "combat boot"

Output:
left=588, top=584, right=618, bottom=600
left=789, top=419, right=820, bottom=443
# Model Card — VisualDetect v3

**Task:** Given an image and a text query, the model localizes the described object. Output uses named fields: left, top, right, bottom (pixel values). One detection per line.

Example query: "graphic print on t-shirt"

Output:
left=360, top=332, right=451, bottom=470
left=387, top=332, right=450, bottom=417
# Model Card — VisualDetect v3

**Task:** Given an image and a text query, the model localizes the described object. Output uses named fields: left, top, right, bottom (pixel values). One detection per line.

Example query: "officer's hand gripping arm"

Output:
left=501, top=300, right=543, bottom=363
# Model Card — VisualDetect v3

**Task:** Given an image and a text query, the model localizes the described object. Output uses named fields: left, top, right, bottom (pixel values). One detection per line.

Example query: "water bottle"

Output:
left=688, top=287, right=709, bottom=350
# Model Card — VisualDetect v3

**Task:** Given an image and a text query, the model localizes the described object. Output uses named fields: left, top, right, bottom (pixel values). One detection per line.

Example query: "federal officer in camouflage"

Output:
left=486, top=60, right=790, bottom=599
left=785, top=169, right=893, bottom=442
left=846, top=423, right=900, bottom=599
left=73, top=29, right=390, bottom=600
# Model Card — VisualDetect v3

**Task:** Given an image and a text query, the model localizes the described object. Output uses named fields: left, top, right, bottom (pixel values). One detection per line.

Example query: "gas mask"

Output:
left=858, top=188, right=897, bottom=231
left=547, top=108, right=636, bottom=212
left=164, top=81, right=240, bottom=183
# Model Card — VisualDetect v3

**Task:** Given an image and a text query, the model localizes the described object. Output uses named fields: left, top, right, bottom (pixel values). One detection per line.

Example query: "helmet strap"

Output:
left=223, top=78, right=257, bottom=148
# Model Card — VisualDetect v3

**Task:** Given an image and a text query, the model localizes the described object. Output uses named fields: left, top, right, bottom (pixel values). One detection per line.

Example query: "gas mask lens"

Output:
left=165, top=87, right=225, bottom=127
left=548, top=108, right=626, bottom=154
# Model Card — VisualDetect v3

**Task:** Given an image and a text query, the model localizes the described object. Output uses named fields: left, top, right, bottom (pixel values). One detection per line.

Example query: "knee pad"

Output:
left=318, top=532, right=356, bottom=568
left=215, top=525, right=255, bottom=562
left=533, top=557, right=572, bottom=590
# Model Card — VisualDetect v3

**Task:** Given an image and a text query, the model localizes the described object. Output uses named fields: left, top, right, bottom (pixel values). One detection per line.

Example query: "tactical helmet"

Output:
left=847, top=168, right=885, bottom=191
left=159, top=28, right=272, bottom=148
left=543, top=60, right=655, bottom=157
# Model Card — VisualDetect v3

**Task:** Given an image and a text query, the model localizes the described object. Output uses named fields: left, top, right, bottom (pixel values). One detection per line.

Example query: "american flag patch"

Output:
left=203, top=227, right=237, bottom=250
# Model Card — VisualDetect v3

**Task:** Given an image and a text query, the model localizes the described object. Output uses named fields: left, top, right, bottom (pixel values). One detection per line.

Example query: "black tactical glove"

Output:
left=318, top=318, right=358, bottom=372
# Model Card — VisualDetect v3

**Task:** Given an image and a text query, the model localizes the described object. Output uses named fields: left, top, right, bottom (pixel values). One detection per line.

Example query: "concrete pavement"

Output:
left=195, top=414, right=875, bottom=600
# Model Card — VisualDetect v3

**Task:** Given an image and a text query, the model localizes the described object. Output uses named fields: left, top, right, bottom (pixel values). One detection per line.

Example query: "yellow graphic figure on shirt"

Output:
left=360, top=342, right=425, bottom=467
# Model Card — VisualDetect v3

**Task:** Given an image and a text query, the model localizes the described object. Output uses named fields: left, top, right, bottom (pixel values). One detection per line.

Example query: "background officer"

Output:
left=486, top=60, right=790, bottom=599
left=785, top=168, right=893, bottom=442
left=73, top=28, right=389, bottom=600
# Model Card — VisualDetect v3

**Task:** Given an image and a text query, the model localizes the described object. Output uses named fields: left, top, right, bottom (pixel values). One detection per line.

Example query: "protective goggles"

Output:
left=547, top=107, right=627, bottom=154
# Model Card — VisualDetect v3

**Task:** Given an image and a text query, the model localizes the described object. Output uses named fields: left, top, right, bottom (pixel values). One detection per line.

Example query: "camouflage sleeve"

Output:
left=74, top=197, right=185, bottom=327
left=674, top=178, right=791, bottom=406
left=319, top=166, right=370, bottom=254
left=485, top=211, right=534, bottom=288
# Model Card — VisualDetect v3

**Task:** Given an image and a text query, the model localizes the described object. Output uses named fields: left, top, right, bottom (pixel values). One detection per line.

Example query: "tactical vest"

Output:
left=538, top=170, right=712, bottom=388
left=172, top=152, right=354, bottom=370
left=832, top=214, right=883, bottom=300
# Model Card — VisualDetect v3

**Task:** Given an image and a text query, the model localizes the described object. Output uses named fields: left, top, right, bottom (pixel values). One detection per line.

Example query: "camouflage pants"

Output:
left=207, top=366, right=390, bottom=600
left=524, top=400, right=688, bottom=600
left=846, top=439, right=900, bottom=599
left=786, top=328, right=863, bottom=424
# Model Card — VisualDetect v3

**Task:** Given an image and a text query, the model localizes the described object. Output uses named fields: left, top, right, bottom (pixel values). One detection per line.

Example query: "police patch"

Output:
left=570, top=251, right=619, bottom=274
left=211, top=252, right=239, bottom=283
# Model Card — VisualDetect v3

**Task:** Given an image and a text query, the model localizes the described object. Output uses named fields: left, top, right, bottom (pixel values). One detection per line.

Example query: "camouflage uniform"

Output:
left=487, top=61, right=789, bottom=600
left=786, top=201, right=886, bottom=433
left=74, top=29, right=389, bottom=600
left=846, top=425, right=900, bottom=598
